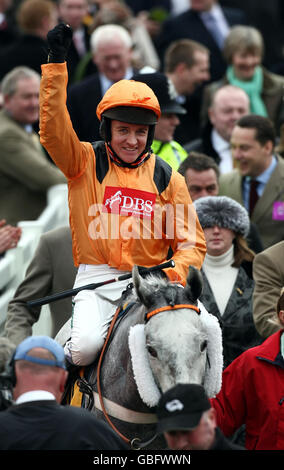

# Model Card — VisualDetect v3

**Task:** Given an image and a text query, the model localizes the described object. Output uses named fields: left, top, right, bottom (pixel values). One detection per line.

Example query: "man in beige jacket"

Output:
left=0, top=66, right=65, bottom=225
left=219, top=115, right=284, bottom=249
left=253, top=241, right=284, bottom=338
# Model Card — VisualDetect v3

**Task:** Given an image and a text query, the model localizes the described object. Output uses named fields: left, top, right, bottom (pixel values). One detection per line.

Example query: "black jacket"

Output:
left=200, top=264, right=262, bottom=369
left=0, top=34, right=48, bottom=80
left=184, top=120, right=221, bottom=164
left=0, top=400, right=128, bottom=450
left=65, top=24, right=92, bottom=84
left=156, top=8, right=247, bottom=81
left=210, top=427, right=245, bottom=450
left=67, top=73, right=103, bottom=142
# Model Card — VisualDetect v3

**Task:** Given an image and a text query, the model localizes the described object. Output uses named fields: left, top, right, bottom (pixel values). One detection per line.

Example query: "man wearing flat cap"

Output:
left=156, top=383, right=244, bottom=450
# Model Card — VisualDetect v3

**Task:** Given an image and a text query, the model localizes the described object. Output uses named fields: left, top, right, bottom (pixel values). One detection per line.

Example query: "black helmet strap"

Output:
left=106, top=144, right=152, bottom=169
left=100, top=116, right=156, bottom=168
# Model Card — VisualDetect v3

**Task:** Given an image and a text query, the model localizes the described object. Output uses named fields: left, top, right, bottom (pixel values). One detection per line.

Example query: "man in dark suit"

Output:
left=124, top=0, right=172, bottom=16
left=0, top=0, right=18, bottom=51
left=156, top=0, right=247, bottom=82
left=185, top=84, right=250, bottom=172
left=58, top=0, right=92, bottom=83
left=0, top=335, right=128, bottom=450
left=67, top=23, right=136, bottom=142
left=164, top=38, right=210, bottom=144
left=220, top=0, right=284, bottom=73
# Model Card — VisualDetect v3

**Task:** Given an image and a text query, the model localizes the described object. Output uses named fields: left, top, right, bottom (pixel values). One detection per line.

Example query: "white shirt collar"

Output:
left=15, top=390, right=56, bottom=404
left=99, top=67, right=134, bottom=96
left=24, top=124, right=33, bottom=134
left=211, top=128, right=230, bottom=152
left=211, top=128, right=233, bottom=174
left=170, top=0, right=189, bottom=15
left=73, top=27, right=86, bottom=57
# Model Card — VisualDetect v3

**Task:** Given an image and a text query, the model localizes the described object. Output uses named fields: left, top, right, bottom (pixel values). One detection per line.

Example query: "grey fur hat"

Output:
left=194, top=196, right=250, bottom=238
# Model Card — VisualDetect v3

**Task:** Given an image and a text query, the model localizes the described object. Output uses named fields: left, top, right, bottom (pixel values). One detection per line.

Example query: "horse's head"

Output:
left=128, top=265, right=222, bottom=407
left=132, top=264, right=203, bottom=310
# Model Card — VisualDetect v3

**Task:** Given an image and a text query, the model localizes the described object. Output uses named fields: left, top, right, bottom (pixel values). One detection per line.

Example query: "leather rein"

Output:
left=96, top=303, right=200, bottom=449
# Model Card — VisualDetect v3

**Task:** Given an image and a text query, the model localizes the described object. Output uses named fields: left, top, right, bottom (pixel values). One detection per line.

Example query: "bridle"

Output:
left=96, top=302, right=201, bottom=449
left=145, top=304, right=201, bottom=322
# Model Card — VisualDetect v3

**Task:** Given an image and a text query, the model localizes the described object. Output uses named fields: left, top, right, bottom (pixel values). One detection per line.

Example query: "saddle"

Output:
left=61, top=293, right=137, bottom=407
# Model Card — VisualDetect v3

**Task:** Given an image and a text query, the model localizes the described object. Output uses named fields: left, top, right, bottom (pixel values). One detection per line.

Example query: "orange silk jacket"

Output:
left=39, top=63, right=206, bottom=283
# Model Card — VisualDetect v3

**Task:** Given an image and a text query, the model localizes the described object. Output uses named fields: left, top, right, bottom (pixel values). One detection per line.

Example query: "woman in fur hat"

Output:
left=194, top=195, right=262, bottom=369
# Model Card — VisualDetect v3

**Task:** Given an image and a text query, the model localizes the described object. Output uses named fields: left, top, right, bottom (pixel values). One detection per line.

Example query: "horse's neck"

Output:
left=97, top=302, right=149, bottom=409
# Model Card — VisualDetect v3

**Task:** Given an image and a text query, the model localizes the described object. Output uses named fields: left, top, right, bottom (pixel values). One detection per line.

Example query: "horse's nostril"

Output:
left=200, top=340, right=207, bottom=352
left=147, top=345, right=158, bottom=358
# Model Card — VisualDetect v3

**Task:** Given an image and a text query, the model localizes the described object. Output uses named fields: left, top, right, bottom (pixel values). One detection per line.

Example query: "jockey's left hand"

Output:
left=47, top=23, right=73, bottom=63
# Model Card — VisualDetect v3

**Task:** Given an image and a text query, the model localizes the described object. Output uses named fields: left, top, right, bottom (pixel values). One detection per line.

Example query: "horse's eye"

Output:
left=200, top=340, right=207, bottom=352
left=147, top=345, right=158, bottom=358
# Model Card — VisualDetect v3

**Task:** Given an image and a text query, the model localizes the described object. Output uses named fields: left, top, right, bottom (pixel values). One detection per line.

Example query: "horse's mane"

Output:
left=125, top=274, right=185, bottom=310
left=126, top=274, right=167, bottom=300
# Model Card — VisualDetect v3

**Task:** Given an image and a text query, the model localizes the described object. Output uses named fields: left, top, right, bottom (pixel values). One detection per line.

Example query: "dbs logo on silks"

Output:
left=103, top=186, right=156, bottom=219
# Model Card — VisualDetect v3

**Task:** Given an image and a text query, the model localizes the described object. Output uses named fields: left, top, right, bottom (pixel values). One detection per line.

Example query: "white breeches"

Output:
left=64, top=264, right=131, bottom=366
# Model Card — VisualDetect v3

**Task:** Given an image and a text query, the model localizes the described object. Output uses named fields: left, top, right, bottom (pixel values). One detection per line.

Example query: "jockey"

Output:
left=39, top=23, right=207, bottom=366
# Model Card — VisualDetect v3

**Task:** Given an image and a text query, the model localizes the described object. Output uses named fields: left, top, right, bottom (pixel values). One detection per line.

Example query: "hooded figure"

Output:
left=39, top=23, right=206, bottom=366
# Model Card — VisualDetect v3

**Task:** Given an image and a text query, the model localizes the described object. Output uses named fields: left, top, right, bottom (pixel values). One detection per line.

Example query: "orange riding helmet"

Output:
left=97, top=79, right=161, bottom=123
left=97, top=79, right=161, bottom=153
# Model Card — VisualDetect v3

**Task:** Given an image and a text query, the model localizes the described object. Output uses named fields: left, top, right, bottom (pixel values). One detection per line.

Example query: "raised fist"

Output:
left=47, top=23, right=73, bottom=63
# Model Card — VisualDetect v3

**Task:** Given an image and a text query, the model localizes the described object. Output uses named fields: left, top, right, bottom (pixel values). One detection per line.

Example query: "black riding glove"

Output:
left=47, top=23, right=73, bottom=63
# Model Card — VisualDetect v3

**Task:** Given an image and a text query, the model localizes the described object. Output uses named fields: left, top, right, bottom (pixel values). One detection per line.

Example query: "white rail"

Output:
left=0, top=184, right=69, bottom=335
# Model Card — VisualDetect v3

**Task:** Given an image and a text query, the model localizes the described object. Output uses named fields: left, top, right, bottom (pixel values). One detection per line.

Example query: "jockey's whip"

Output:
left=26, top=260, right=175, bottom=309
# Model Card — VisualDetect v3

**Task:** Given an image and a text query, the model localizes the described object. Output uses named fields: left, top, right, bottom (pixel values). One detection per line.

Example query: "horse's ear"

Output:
left=132, top=265, right=155, bottom=308
left=184, top=266, right=203, bottom=302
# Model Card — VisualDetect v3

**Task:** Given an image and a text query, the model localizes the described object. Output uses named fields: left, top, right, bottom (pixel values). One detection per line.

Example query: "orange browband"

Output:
left=145, top=304, right=200, bottom=322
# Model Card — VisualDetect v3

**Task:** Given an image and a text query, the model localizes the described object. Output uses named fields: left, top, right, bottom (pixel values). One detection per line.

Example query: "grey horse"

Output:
left=69, top=265, right=223, bottom=449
